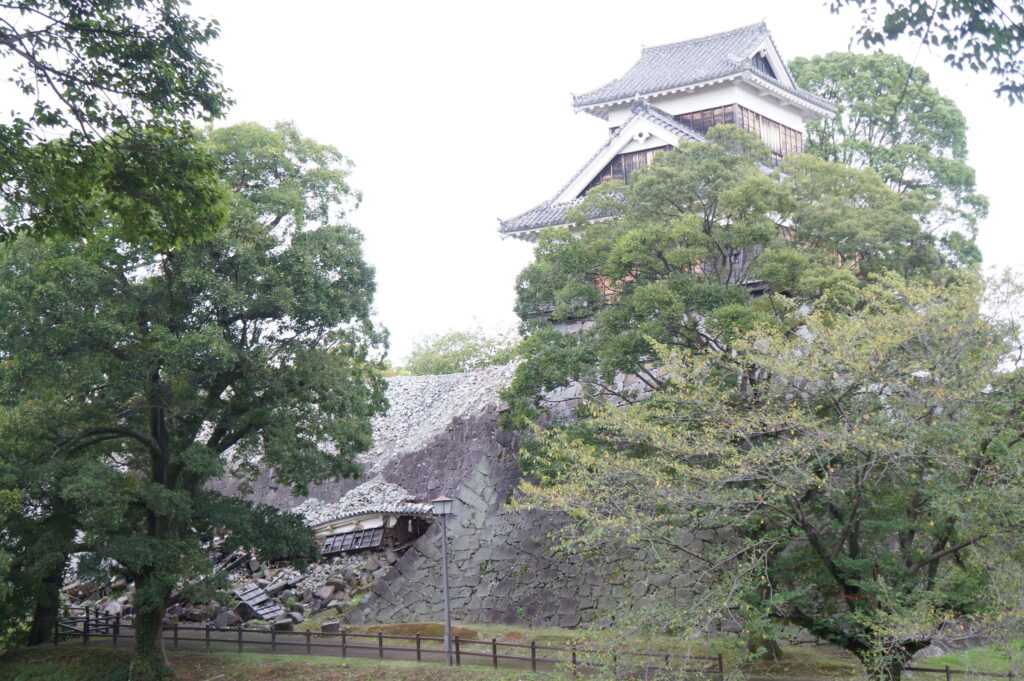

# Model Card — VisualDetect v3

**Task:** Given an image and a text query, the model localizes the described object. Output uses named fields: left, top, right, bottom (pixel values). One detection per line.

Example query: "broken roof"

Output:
left=572, top=22, right=832, bottom=114
left=312, top=503, right=435, bottom=532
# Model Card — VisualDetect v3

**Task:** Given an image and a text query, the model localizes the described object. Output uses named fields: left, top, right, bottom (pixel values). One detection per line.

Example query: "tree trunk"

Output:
left=27, top=601, right=58, bottom=646
left=871, top=659, right=904, bottom=681
left=746, top=633, right=783, bottom=661
left=26, top=558, right=66, bottom=646
left=129, top=591, right=171, bottom=681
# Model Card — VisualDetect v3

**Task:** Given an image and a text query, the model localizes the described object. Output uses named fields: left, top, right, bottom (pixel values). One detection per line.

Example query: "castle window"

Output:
left=581, top=145, right=672, bottom=195
left=675, top=104, right=802, bottom=165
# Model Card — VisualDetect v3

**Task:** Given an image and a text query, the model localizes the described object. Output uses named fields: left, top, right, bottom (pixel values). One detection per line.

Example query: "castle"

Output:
left=499, top=22, right=832, bottom=241
left=219, top=22, right=834, bottom=629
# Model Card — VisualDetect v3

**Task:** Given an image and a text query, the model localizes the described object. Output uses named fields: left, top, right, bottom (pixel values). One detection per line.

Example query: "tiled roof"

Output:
left=572, top=22, right=832, bottom=113
left=634, top=101, right=705, bottom=141
left=313, top=503, right=435, bottom=530
left=499, top=198, right=582, bottom=235
left=499, top=101, right=703, bottom=236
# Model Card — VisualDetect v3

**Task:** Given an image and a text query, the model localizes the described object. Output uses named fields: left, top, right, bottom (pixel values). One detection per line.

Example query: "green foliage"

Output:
left=790, top=52, right=987, bottom=262
left=520, top=274, right=1024, bottom=680
left=0, top=122, right=386, bottom=670
left=403, top=327, right=520, bottom=375
left=831, top=0, right=1024, bottom=103
left=504, top=126, right=946, bottom=427
left=0, top=0, right=230, bottom=244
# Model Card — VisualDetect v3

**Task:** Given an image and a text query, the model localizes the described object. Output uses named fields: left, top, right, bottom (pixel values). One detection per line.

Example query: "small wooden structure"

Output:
left=313, top=504, right=433, bottom=557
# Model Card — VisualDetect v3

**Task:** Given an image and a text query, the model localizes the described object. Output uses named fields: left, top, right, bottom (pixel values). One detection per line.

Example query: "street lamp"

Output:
left=430, top=495, right=454, bottom=666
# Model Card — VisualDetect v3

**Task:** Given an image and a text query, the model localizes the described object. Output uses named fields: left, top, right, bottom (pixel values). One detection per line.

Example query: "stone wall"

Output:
left=347, top=445, right=719, bottom=626
left=211, top=363, right=710, bottom=627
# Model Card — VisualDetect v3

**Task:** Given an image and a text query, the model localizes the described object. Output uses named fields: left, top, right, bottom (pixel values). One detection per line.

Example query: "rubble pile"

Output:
left=356, top=363, right=516, bottom=475
left=61, top=546, right=406, bottom=631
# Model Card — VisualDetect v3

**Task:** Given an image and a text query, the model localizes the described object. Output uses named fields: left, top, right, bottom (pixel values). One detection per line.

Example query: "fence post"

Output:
left=271, top=627, right=277, bottom=653
left=53, top=611, right=59, bottom=647
left=492, top=638, right=498, bottom=669
left=455, top=636, right=461, bottom=666
left=341, top=629, right=347, bottom=658
left=416, top=633, right=421, bottom=662
left=378, top=631, right=384, bottom=658
left=664, top=653, right=670, bottom=666
left=572, top=646, right=578, bottom=676
left=531, top=640, right=537, bottom=673
left=205, top=624, right=210, bottom=653
left=237, top=626, right=243, bottom=653
left=946, top=665, right=952, bottom=681
left=113, top=614, right=120, bottom=648
left=718, top=652, right=725, bottom=677
left=173, top=622, right=179, bottom=651
left=306, top=630, right=312, bottom=656
left=83, top=608, right=90, bottom=646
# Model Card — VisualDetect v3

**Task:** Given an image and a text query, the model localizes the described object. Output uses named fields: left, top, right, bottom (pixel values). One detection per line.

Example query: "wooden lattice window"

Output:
left=320, top=527, right=385, bottom=555
left=581, top=145, right=671, bottom=196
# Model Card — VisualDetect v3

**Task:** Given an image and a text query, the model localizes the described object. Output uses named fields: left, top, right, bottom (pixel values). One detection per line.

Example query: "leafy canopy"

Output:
left=521, top=274, right=1024, bottom=680
left=505, top=126, right=946, bottom=426
left=831, top=0, right=1024, bottom=103
left=0, top=122, right=386, bottom=674
left=790, top=52, right=987, bottom=263
left=0, top=1, right=230, bottom=244
left=403, top=327, right=520, bottom=375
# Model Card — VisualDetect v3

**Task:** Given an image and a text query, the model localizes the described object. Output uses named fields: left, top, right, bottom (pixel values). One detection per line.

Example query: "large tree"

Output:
left=830, top=0, right=1024, bottom=103
left=504, top=126, right=945, bottom=426
left=403, top=327, right=519, bottom=375
left=0, top=122, right=387, bottom=678
left=521, top=274, right=1024, bottom=681
left=790, top=52, right=987, bottom=263
left=1, top=0, right=229, bottom=244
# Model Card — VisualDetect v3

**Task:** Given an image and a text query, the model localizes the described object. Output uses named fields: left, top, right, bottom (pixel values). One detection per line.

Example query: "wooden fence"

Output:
left=56, top=609, right=1017, bottom=680
left=56, top=608, right=724, bottom=677
left=902, top=665, right=1015, bottom=680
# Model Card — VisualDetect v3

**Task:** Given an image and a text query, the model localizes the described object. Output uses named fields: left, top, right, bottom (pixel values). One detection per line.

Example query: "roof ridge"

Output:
left=642, top=21, right=766, bottom=53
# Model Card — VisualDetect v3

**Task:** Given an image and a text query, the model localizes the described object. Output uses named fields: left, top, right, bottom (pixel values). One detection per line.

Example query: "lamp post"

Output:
left=430, top=495, right=454, bottom=666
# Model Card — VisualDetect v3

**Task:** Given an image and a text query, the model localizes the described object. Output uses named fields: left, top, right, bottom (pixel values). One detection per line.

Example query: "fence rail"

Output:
left=56, top=608, right=724, bottom=677
left=903, top=665, right=1015, bottom=680
left=56, top=609, right=1015, bottom=680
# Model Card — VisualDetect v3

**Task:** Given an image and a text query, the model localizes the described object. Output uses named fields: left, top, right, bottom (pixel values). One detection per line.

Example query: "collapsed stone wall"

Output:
left=346, top=447, right=715, bottom=627
left=210, top=363, right=708, bottom=627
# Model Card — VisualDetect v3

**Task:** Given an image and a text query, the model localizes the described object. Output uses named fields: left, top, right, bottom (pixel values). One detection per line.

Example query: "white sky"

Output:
left=188, top=0, right=1023, bottom=362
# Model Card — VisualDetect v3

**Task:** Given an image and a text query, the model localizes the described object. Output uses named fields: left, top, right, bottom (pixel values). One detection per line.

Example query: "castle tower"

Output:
left=499, top=22, right=834, bottom=242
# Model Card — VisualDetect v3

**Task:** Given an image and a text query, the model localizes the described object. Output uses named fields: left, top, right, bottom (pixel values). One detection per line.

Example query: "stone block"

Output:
left=321, top=621, right=342, bottom=633
left=214, top=611, right=241, bottom=628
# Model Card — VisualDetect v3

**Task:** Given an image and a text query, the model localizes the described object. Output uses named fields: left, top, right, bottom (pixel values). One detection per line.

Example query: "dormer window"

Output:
left=752, top=51, right=776, bottom=79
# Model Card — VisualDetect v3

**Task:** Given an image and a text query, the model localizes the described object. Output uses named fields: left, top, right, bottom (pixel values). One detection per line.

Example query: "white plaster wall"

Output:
left=598, top=80, right=811, bottom=132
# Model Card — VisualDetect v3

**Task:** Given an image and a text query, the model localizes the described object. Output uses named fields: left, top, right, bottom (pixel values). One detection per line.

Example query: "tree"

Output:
left=790, top=52, right=987, bottom=263
left=1, top=0, right=230, bottom=244
left=521, top=274, right=1024, bottom=681
left=0, top=122, right=387, bottom=678
left=504, top=126, right=946, bottom=426
left=831, top=0, right=1024, bottom=103
left=403, top=327, right=519, bottom=375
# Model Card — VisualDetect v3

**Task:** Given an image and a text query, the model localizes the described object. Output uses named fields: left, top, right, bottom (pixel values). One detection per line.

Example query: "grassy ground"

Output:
left=0, top=647, right=566, bottom=681
left=919, top=639, right=1024, bottom=675
left=2, top=625, right=1018, bottom=680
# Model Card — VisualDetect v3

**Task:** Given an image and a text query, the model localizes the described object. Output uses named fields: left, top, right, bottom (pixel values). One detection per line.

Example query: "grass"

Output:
left=0, top=647, right=565, bottom=681
left=3, top=624, right=1018, bottom=681
left=917, top=640, right=1024, bottom=676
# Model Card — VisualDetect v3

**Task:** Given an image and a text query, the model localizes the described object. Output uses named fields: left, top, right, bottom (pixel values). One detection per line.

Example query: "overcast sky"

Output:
left=188, top=0, right=1023, bottom=362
